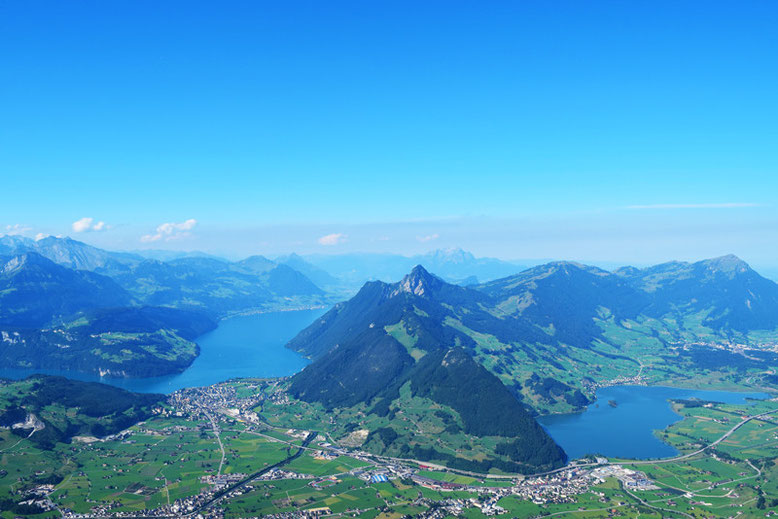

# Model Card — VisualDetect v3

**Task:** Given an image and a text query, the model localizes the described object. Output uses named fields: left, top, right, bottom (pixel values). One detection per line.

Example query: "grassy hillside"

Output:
left=287, top=267, right=567, bottom=473
left=0, top=375, right=163, bottom=450
left=0, top=307, right=215, bottom=377
left=288, top=259, right=778, bottom=418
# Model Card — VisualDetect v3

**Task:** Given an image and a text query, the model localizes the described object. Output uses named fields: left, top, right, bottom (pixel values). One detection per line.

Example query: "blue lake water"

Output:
left=2, top=314, right=772, bottom=461
left=539, top=385, right=769, bottom=460
left=0, top=308, right=325, bottom=394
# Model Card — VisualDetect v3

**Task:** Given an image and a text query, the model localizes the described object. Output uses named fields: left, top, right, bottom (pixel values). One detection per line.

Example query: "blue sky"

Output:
left=1, top=1, right=777, bottom=264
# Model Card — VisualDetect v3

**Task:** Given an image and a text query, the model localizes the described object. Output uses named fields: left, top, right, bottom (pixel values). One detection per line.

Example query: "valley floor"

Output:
left=3, top=378, right=778, bottom=519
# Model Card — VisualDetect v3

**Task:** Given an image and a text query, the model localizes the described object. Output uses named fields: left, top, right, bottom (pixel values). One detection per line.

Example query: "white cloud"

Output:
left=141, top=219, right=198, bottom=243
left=626, top=203, right=759, bottom=210
left=72, top=217, right=108, bottom=232
left=416, top=233, right=440, bottom=243
left=318, top=233, right=347, bottom=246
left=3, top=224, right=32, bottom=236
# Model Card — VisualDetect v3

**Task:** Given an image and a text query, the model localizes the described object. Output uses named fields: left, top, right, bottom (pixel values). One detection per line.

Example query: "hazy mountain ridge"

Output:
left=614, top=255, right=778, bottom=332
left=300, top=248, right=530, bottom=288
left=0, top=235, right=142, bottom=272
left=274, top=253, right=340, bottom=288
left=1, top=236, right=331, bottom=318
left=0, top=252, right=132, bottom=328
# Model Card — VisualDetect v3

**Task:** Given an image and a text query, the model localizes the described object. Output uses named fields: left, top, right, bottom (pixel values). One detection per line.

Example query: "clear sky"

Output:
left=1, top=1, right=777, bottom=264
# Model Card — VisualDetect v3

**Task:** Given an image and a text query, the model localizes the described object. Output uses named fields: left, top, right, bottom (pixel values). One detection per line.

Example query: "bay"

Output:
left=0, top=308, right=325, bottom=394
left=539, top=384, right=768, bottom=460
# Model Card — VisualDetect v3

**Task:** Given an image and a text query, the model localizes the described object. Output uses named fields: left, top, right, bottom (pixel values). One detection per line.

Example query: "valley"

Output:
left=2, top=377, right=777, bottom=519
left=6, top=4, right=775, bottom=516
left=3, top=239, right=778, bottom=517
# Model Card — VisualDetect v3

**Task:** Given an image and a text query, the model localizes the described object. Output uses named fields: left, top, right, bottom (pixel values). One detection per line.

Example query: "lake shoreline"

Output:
left=0, top=308, right=327, bottom=394
left=539, top=384, right=769, bottom=460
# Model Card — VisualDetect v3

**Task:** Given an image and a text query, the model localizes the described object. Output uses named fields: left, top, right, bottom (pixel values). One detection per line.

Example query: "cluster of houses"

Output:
left=592, top=465, right=658, bottom=490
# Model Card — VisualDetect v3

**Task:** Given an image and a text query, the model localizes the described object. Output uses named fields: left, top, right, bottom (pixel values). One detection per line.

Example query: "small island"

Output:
left=608, top=399, right=619, bottom=408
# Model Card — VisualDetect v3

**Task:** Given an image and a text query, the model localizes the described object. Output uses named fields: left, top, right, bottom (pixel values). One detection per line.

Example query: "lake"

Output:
left=539, top=384, right=768, bottom=460
left=0, top=308, right=325, bottom=394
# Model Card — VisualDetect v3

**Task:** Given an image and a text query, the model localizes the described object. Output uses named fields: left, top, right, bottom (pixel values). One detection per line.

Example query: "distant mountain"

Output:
left=287, top=266, right=567, bottom=473
left=132, top=249, right=228, bottom=262
left=417, top=248, right=529, bottom=283
left=275, top=253, right=340, bottom=288
left=0, top=236, right=331, bottom=318
left=109, top=257, right=325, bottom=317
left=261, top=263, right=324, bottom=296
left=236, top=254, right=277, bottom=273
left=0, top=253, right=132, bottom=327
left=0, top=375, right=163, bottom=450
left=301, top=248, right=528, bottom=288
left=614, top=255, right=778, bottom=332
left=0, top=235, right=140, bottom=272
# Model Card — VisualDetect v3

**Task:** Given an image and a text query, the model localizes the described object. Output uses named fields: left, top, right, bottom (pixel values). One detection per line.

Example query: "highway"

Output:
left=187, top=430, right=319, bottom=516
left=116, top=431, right=318, bottom=519
left=627, top=407, right=778, bottom=465
left=364, top=405, right=778, bottom=481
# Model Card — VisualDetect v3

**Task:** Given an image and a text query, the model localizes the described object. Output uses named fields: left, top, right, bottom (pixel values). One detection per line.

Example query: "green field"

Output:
left=3, top=378, right=778, bottom=518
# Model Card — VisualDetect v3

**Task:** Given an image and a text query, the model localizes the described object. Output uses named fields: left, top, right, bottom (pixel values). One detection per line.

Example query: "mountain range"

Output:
left=0, top=236, right=548, bottom=379
left=299, top=248, right=531, bottom=288
left=285, top=256, right=778, bottom=469
left=4, top=234, right=778, bottom=474
left=0, top=236, right=329, bottom=318
left=0, top=236, right=332, bottom=377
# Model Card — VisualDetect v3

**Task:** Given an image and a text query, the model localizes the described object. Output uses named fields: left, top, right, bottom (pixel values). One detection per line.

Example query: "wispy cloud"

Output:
left=416, top=233, right=440, bottom=243
left=3, top=224, right=32, bottom=236
left=141, top=219, right=197, bottom=242
left=626, top=203, right=759, bottom=210
left=317, top=233, right=347, bottom=246
left=72, top=217, right=108, bottom=232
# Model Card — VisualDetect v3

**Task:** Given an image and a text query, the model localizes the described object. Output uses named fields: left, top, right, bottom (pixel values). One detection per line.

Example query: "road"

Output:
left=627, top=407, right=778, bottom=465
left=186, top=430, right=319, bottom=517
left=207, top=413, right=226, bottom=476
left=365, top=406, right=778, bottom=481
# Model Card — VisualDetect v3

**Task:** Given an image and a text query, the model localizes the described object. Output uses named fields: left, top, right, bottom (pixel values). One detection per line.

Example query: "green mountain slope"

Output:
left=289, top=258, right=778, bottom=418
left=287, top=266, right=567, bottom=473
left=0, top=307, right=215, bottom=377
left=615, top=254, right=778, bottom=332
left=0, top=375, right=163, bottom=450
